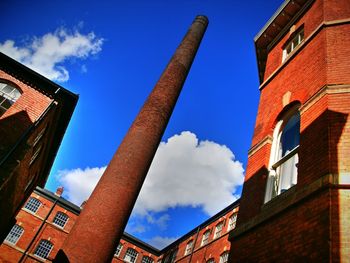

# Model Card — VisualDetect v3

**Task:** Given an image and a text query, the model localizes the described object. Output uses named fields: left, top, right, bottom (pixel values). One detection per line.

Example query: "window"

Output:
left=214, top=222, right=224, bottom=238
left=124, top=248, right=138, bottom=263
left=24, top=197, right=41, bottom=213
left=207, top=258, right=215, bottom=263
left=53, top=212, right=69, bottom=228
left=228, top=213, right=237, bottom=231
left=5, top=224, right=24, bottom=245
left=0, top=81, right=21, bottom=116
left=34, top=239, right=53, bottom=259
left=115, top=243, right=123, bottom=257
left=265, top=109, right=300, bottom=202
left=201, top=230, right=210, bottom=246
left=282, top=28, right=304, bottom=61
left=219, top=251, right=229, bottom=263
left=29, top=145, right=43, bottom=166
left=184, top=240, right=193, bottom=255
left=142, top=256, right=154, bottom=263
left=170, top=248, right=178, bottom=263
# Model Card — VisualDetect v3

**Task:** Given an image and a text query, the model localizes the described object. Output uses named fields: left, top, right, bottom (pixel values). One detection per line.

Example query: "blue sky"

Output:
left=1, top=0, right=283, bottom=249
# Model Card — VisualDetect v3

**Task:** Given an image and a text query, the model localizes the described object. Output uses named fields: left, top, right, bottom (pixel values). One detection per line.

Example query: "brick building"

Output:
left=0, top=186, right=239, bottom=263
left=229, top=0, right=350, bottom=261
left=0, top=53, right=78, bottom=242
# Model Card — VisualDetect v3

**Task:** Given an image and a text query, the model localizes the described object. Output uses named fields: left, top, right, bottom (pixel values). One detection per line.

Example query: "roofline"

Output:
left=33, top=186, right=240, bottom=253
left=254, top=0, right=291, bottom=42
left=0, top=52, right=78, bottom=186
left=123, top=232, right=161, bottom=255
left=34, top=187, right=81, bottom=215
left=159, top=199, right=240, bottom=252
left=0, top=52, right=78, bottom=100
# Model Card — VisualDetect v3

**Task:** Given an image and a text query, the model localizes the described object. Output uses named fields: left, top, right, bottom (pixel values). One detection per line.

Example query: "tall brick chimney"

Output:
left=55, top=15, right=208, bottom=263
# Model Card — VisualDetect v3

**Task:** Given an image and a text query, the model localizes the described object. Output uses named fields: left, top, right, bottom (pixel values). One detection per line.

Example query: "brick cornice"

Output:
left=247, top=136, right=273, bottom=158
left=300, top=84, right=350, bottom=114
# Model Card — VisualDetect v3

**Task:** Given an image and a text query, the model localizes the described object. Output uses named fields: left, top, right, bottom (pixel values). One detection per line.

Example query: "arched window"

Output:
left=142, top=256, right=154, bottom=263
left=53, top=212, right=69, bottom=228
left=5, top=224, right=24, bottom=245
left=228, top=213, right=237, bottom=231
left=184, top=240, right=193, bottom=255
left=34, top=239, right=53, bottom=259
left=201, top=229, right=210, bottom=246
left=24, top=197, right=41, bottom=213
left=114, top=243, right=123, bottom=257
left=219, top=251, right=229, bottom=263
left=214, top=221, right=224, bottom=238
left=124, top=248, right=138, bottom=263
left=265, top=109, right=300, bottom=202
left=0, top=81, right=21, bottom=116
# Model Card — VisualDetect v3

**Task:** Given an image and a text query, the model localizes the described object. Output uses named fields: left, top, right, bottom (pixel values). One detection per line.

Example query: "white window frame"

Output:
left=5, top=224, right=24, bottom=245
left=227, top=213, right=237, bottom=231
left=219, top=251, right=229, bottom=263
left=24, top=197, right=41, bottom=213
left=214, top=222, right=224, bottom=239
left=0, top=81, right=21, bottom=116
left=115, top=243, right=123, bottom=257
left=34, top=239, right=53, bottom=260
left=53, top=212, right=69, bottom=228
left=265, top=109, right=300, bottom=203
left=201, top=230, right=210, bottom=246
left=124, top=248, right=138, bottom=263
left=184, top=240, right=193, bottom=255
left=141, top=256, right=154, bottom=263
left=282, top=29, right=304, bottom=62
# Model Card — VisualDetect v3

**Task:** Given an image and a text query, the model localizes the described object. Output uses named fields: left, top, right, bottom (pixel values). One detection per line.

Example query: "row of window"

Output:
left=24, top=197, right=69, bottom=228
left=5, top=227, right=53, bottom=260
left=207, top=251, right=229, bottom=263
left=184, top=213, right=237, bottom=256
left=115, top=244, right=154, bottom=263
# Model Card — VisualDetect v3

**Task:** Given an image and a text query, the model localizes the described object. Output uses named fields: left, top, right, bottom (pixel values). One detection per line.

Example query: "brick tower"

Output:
left=55, top=16, right=208, bottom=263
left=229, top=0, right=350, bottom=261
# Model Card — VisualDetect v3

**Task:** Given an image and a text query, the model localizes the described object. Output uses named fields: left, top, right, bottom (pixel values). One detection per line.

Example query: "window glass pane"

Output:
left=279, top=153, right=298, bottom=192
left=5, top=224, right=24, bottom=244
left=53, top=212, right=69, bottom=228
left=0, top=82, right=21, bottom=116
left=34, top=240, right=53, bottom=259
left=220, top=252, right=229, bottom=263
left=24, top=197, right=41, bottom=213
left=142, top=256, right=154, bottom=263
left=115, top=243, right=123, bottom=256
left=280, top=113, right=300, bottom=157
left=124, top=248, right=138, bottom=263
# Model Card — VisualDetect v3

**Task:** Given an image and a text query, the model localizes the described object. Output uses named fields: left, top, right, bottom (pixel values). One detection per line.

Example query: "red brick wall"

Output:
left=168, top=207, right=238, bottom=263
left=263, top=0, right=324, bottom=81
left=231, top=190, right=331, bottom=262
left=0, top=192, right=79, bottom=262
left=112, top=240, right=158, bottom=263
left=231, top=0, right=350, bottom=261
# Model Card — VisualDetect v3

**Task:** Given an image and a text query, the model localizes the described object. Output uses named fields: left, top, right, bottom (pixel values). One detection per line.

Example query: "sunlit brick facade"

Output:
left=0, top=187, right=239, bottom=263
left=0, top=53, right=77, bottom=243
left=229, top=0, right=350, bottom=261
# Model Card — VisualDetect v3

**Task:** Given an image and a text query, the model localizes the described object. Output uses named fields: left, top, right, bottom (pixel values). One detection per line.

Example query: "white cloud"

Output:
left=0, top=27, right=103, bottom=82
left=56, top=166, right=106, bottom=206
left=134, top=131, right=244, bottom=216
left=56, top=131, right=244, bottom=215
left=147, top=236, right=178, bottom=249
